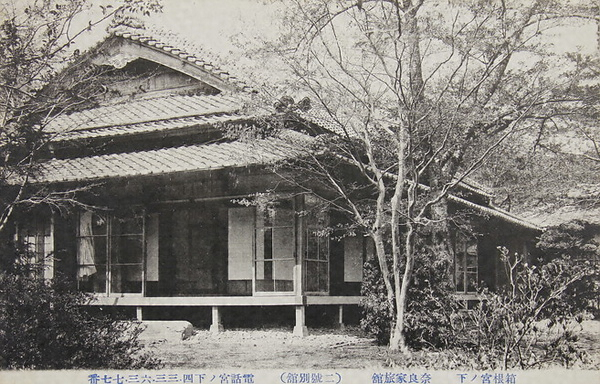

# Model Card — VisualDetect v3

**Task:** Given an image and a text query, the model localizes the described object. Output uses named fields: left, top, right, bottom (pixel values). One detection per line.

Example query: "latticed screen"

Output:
left=304, top=195, right=329, bottom=293
left=455, top=234, right=478, bottom=293
left=254, top=200, right=295, bottom=292
left=77, top=211, right=144, bottom=294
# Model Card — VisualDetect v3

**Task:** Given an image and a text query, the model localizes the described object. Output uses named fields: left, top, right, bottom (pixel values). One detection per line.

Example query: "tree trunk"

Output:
left=429, top=197, right=453, bottom=264
left=372, top=230, right=395, bottom=318
left=387, top=0, right=424, bottom=353
left=389, top=126, right=408, bottom=352
left=427, top=159, right=454, bottom=282
left=390, top=222, right=415, bottom=353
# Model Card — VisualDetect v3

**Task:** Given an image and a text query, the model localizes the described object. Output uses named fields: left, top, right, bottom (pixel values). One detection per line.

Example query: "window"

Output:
left=77, top=211, right=145, bottom=294
left=304, top=195, right=329, bottom=292
left=255, top=201, right=295, bottom=292
left=455, top=234, right=478, bottom=293
left=16, top=218, right=54, bottom=279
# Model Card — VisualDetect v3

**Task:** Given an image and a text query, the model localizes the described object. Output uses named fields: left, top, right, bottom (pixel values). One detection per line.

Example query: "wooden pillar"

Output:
left=294, top=195, right=305, bottom=296
left=336, top=305, right=345, bottom=329
left=210, top=306, right=224, bottom=333
left=293, top=305, right=309, bottom=337
left=45, top=214, right=55, bottom=280
left=136, top=306, right=143, bottom=321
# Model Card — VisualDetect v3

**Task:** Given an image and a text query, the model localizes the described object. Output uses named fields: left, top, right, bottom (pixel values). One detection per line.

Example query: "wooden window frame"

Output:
left=303, top=195, right=330, bottom=295
left=454, top=233, right=478, bottom=294
left=77, top=211, right=146, bottom=297
left=253, top=199, right=296, bottom=295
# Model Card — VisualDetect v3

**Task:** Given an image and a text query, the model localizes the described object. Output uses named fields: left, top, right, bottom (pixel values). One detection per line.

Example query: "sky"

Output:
left=2, top=0, right=597, bottom=97
left=13, top=0, right=591, bottom=72
left=67, top=0, right=283, bottom=58
left=1, top=0, right=597, bottom=55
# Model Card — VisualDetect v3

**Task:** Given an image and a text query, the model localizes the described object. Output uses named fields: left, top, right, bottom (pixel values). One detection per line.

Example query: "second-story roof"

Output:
left=47, top=94, right=243, bottom=135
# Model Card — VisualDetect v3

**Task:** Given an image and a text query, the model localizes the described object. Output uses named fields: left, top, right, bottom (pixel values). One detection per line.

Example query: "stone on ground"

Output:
left=138, top=320, right=194, bottom=341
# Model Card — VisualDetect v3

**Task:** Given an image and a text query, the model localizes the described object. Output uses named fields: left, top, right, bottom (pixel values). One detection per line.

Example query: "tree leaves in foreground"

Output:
left=0, top=266, right=160, bottom=369
left=458, top=247, right=595, bottom=369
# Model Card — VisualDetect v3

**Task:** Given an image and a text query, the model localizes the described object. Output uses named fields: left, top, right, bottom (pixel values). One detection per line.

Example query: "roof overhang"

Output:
left=22, top=130, right=310, bottom=185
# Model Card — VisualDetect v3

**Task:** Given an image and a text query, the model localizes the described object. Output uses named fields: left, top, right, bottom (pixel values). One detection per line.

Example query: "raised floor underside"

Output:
left=87, top=295, right=362, bottom=337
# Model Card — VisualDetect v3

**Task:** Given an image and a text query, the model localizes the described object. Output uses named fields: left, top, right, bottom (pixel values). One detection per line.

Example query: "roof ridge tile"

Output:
left=109, top=24, right=252, bottom=92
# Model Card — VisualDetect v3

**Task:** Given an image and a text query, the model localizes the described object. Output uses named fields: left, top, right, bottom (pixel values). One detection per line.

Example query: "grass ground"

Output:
left=143, top=321, right=600, bottom=369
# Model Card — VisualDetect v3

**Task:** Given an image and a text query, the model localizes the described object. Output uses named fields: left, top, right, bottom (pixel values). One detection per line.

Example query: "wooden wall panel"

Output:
left=344, top=237, right=363, bottom=282
left=228, top=207, right=254, bottom=280
left=146, top=214, right=159, bottom=281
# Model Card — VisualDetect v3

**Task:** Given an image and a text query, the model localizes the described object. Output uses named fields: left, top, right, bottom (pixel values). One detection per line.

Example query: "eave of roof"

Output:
left=450, top=195, right=542, bottom=231
left=30, top=129, right=539, bottom=231
left=296, top=109, right=495, bottom=201
left=30, top=131, right=309, bottom=184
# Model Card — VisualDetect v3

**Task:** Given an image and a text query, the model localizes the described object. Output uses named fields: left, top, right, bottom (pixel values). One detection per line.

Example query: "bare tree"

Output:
left=259, top=0, right=599, bottom=352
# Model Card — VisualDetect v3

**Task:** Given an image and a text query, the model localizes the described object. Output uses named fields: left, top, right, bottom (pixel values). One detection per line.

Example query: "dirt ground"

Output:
left=143, top=321, right=600, bottom=369
left=144, top=327, right=389, bottom=369
left=575, top=320, right=600, bottom=368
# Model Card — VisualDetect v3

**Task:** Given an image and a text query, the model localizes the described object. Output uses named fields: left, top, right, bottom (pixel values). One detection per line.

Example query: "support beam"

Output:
left=293, top=305, right=309, bottom=337
left=89, top=294, right=306, bottom=307
left=336, top=305, right=345, bottom=329
left=136, top=306, right=143, bottom=321
left=210, top=306, right=224, bottom=334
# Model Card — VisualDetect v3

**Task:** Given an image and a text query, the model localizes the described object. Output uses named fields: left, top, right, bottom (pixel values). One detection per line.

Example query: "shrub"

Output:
left=403, top=249, right=458, bottom=350
left=0, top=270, right=160, bottom=369
left=536, top=219, right=599, bottom=315
left=360, top=244, right=458, bottom=349
left=361, top=235, right=595, bottom=369
left=360, top=258, right=393, bottom=345
left=455, top=247, right=593, bottom=369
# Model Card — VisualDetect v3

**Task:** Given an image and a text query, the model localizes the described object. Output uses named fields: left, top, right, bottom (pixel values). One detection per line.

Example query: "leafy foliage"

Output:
left=361, top=239, right=458, bottom=349
left=0, top=260, right=160, bottom=369
left=403, top=246, right=457, bottom=350
left=455, top=248, right=593, bottom=369
left=360, top=258, right=393, bottom=345
left=536, top=219, right=600, bottom=315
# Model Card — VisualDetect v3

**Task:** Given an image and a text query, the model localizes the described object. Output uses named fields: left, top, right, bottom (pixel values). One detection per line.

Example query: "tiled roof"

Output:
left=455, top=178, right=494, bottom=198
left=34, top=131, right=310, bottom=183
left=46, top=94, right=242, bottom=134
left=297, top=108, right=351, bottom=137
left=451, top=195, right=542, bottom=231
left=522, top=205, right=600, bottom=227
left=54, top=112, right=252, bottom=141
left=111, top=25, right=252, bottom=92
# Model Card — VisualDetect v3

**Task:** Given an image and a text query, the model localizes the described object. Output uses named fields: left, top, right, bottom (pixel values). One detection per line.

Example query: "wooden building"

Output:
left=12, top=25, right=541, bottom=335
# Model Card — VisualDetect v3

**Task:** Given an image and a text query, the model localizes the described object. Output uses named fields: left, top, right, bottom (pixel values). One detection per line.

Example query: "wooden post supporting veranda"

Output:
left=292, top=195, right=309, bottom=337
left=210, top=306, right=224, bottom=333
left=336, top=304, right=345, bottom=329
left=136, top=306, right=143, bottom=321
left=293, top=305, right=309, bottom=337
